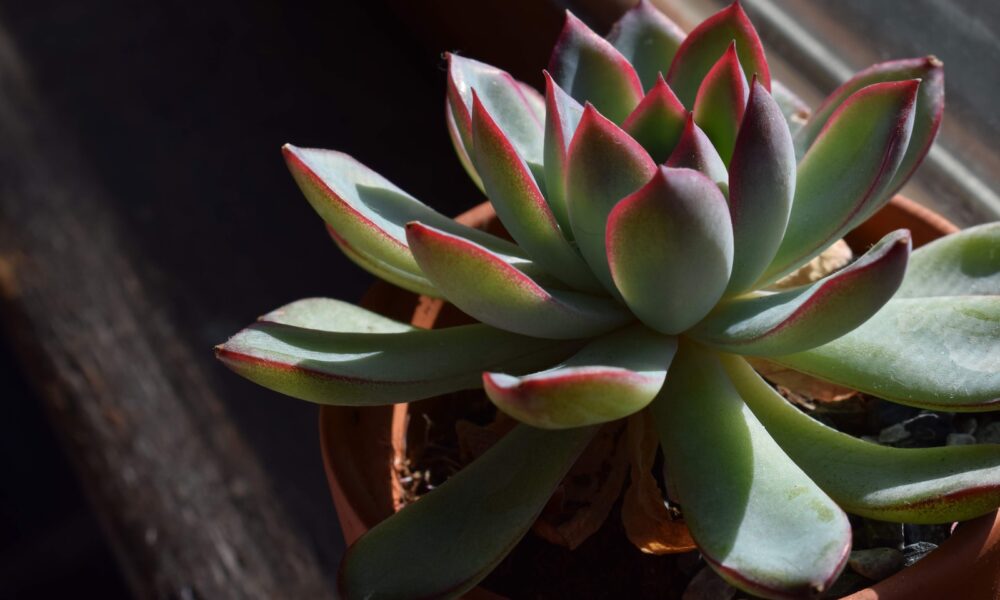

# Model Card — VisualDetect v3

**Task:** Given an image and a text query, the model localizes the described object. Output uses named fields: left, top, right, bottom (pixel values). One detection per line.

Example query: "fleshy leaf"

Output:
left=607, top=167, right=734, bottom=334
left=725, top=354, right=1000, bottom=523
left=566, top=105, right=657, bottom=295
left=607, top=0, right=685, bottom=92
left=622, top=74, right=688, bottom=163
left=483, top=325, right=676, bottom=429
left=406, top=222, right=632, bottom=339
left=327, top=225, right=438, bottom=297
left=548, top=11, right=644, bottom=123
left=339, top=424, right=596, bottom=599
left=692, top=41, right=749, bottom=165
left=896, top=223, right=1000, bottom=298
left=768, top=295, right=1000, bottom=410
left=652, top=343, right=850, bottom=598
left=258, top=297, right=414, bottom=332
left=447, top=53, right=545, bottom=181
left=692, top=230, right=911, bottom=356
left=470, top=93, right=601, bottom=292
left=543, top=72, right=585, bottom=235
left=284, top=145, right=533, bottom=296
left=665, top=115, right=728, bottom=191
left=761, top=80, right=919, bottom=283
left=216, top=319, right=576, bottom=406
left=666, top=1, right=770, bottom=107
left=725, top=78, right=796, bottom=294
left=446, top=100, right=484, bottom=192
left=795, top=58, right=944, bottom=205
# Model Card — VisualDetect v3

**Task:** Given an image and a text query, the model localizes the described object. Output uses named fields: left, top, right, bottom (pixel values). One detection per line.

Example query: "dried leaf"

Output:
left=770, top=238, right=853, bottom=289
left=622, top=410, right=696, bottom=554
left=748, top=357, right=859, bottom=404
left=532, top=422, right=629, bottom=549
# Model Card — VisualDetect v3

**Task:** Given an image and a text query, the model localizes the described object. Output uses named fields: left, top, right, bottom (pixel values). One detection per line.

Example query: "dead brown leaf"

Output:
left=747, top=357, right=859, bottom=404
left=770, top=239, right=853, bottom=290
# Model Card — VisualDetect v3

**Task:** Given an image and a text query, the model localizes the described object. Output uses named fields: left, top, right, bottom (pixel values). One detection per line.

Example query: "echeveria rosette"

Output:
left=216, top=2, right=1000, bottom=598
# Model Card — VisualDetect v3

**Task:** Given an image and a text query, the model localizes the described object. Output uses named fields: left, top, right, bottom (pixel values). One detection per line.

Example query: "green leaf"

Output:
left=548, top=11, right=644, bottom=123
left=484, top=325, right=676, bottom=429
left=607, top=167, right=733, bottom=334
left=446, top=98, right=484, bottom=193
left=692, top=230, right=911, bottom=356
left=771, top=79, right=811, bottom=137
left=724, top=354, right=1000, bottom=523
left=327, top=225, right=439, bottom=297
left=566, top=104, right=657, bottom=296
left=216, top=318, right=576, bottom=406
left=470, top=93, right=602, bottom=292
left=543, top=72, right=585, bottom=235
left=666, top=1, right=770, bottom=107
left=760, top=80, right=919, bottom=283
left=607, top=0, right=685, bottom=92
left=622, top=74, right=688, bottom=164
left=447, top=54, right=545, bottom=181
left=692, top=41, right=749, bottom=166
left=665, top=115, right=728, bottom=191
left=258, top=297, right=414, bottom=332
left=339, top=424, right=596, bottom=600
left=652, top=343, right=850, bottom=598
left=769, top=295, right=1000, bottom=410
left=406, top=222, right=632, bottom=339
left=725, top=79, right=795, bottom=295
left=284, top=145, right=535, bottom=296
left=896, top=223, right=1000, bottom=298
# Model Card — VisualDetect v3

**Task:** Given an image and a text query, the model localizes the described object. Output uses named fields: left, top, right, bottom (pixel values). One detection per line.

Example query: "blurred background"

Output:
left=0, top=0, right=995, bottom=598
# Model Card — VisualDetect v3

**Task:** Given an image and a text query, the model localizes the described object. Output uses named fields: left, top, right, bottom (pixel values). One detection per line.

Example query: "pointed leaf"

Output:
left=471, top=93, right=601, bottom=292
left=725, top=354, right=1000, bottom=523
left=769, top=295, right=1000, bottom=410
left=761, top=80, right=919, bottom=283
left=258, top=297, right=414, bottom=332
left=327, top=225, right=439, bottom=297
left=339, top=424, right=596, bottom=599
left=896, top=223, right=1000, bottom=298
left=284, top=145, right=533, bottom=296
left=796, top=58, right=945, bottom=205
left=446, top=100, right=485, bottom=192
left=406, top=222, right=631, bottom=339
left=484, top=325, right=676, bottom=428
left=652, top=343, right=850, bottom=598
left=665, top=115, right=728, bottom=191
left=725, top=78, right=796, bottom=294
left=607, top=0, right=686, bottom=92
left=447, top=53, right=545, bottom=181
left=566, top=105, right=657, bottom=295
left=548, top=11, right=644, bottom=123
left=622, top=75, right=688, bottom=163
left=216, top=319, right=576, bottom=406
left=543, top=72, right=585, bottom=234
left=692, top=230, right=911, bottom=356
left=666, top=1, right=770, bottom=107
left=692, top=41, right=749, bottom=165
left=607, top=167, right=734, bottom=334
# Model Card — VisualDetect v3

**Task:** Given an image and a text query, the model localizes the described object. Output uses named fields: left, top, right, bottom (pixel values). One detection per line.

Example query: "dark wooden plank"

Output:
left=0, top=18, right=334, bottom=600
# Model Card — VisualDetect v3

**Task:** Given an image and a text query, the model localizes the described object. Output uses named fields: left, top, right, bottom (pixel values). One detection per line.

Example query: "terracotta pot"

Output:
left=319, top=196, right=1000, bottom=599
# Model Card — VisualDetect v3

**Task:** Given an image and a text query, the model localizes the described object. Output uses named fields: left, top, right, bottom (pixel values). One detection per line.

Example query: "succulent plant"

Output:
left=216, top=2, right=1000, bottom=598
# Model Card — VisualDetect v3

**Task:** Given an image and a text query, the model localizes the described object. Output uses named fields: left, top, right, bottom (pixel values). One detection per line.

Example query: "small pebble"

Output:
left=977, top=422, right=1000, bottom=444
left=682, top=566, right=737, bottom=600
left=902, top=541, right=938, bottom=567
left=856, top=519, right=904, bottom=550
left=905, top=523, right=951, bottom=546
left=878, top=423, right=910, bottom=444
left=899, top=413, right=950, bottom=447
left=848, top=547, right=904, bottom=580
left=946, top=433, right=976, bottom=446
left=876, top=402, right=920, bottom=427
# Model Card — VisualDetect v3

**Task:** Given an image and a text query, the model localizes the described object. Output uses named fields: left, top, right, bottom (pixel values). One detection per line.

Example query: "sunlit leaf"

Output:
left=607, top=0, right=685, bottom=92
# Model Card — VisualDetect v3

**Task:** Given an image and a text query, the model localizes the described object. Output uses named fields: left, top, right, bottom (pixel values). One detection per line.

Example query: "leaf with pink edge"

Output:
left=692, top=230, right=911, bottom=356
left=666, top=1, right=770, bottom=107
left=725, top=78, right=795, bottom=294
left=339, top=424, right=596, bottom=599
left=406, top=222, right=631, bottom=339
left=607, top=0, right=685, bottom=92
left=566, top=104, right=657, bottom=295
left=692, top=41, right=749, bottom=165
left=665, top=114, right=728, bottom=190
left=484, top=325, right=675, bottom=429
left=607, top=167, right=733, bottom=334
left=652, top=343, right=850, bottom=598
left=549, top=11, right=644, bottom=123
left=725, top=354, right=1000, bottom=523
left=542, top=72, right=585, bottom=234
left=622, top=75, right=688, bottom=163
left=760, top=80, right=920, bottom=284
left=471, top=93, right=601, bottom=292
